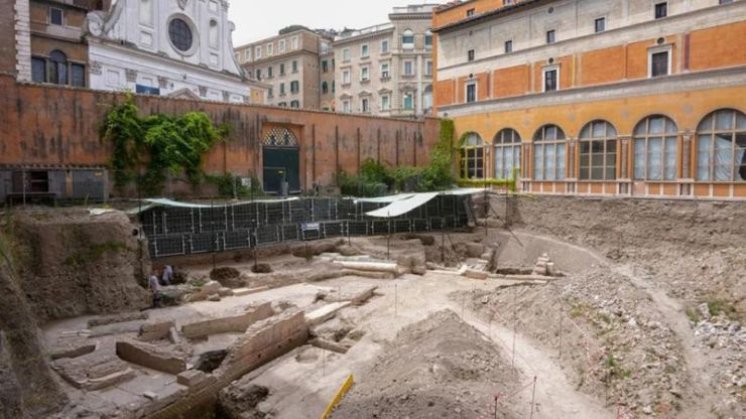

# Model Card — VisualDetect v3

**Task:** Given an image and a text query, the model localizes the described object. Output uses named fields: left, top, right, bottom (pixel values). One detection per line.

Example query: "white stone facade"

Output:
left=14, top=0, right=32, bottom=81
left=85, top=0, right=248, bottom=102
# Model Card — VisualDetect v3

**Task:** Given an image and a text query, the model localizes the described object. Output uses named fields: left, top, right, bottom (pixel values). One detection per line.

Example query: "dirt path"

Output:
left=458, top=306, right=614, bottom=419
left=612, top=264, right=719, bottom=418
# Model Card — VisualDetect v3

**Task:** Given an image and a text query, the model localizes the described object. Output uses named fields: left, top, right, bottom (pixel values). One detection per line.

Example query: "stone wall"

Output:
left=0, top=75, right=440, bottom=196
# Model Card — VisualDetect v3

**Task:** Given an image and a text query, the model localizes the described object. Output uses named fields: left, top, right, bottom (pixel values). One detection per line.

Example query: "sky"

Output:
left=228, top=0, right=417, bottom=46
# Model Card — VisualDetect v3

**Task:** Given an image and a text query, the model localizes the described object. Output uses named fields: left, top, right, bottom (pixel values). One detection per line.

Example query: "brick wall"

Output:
left=0, top=75, right=440, bottom=194
left=0, top=0, right=18, bottom=76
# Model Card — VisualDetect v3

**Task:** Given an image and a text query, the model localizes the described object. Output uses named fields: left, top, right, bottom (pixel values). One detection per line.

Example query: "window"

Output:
left=650, top=49, right=670, bottom=77
left=466, top=8, right=475, bottom=17
left=292, top=60, right=298, bottom=73
left=361, top=66, right=370, bottom=82
left=425, top=60, right=433, bottom=77
left=255, top=46, right=262, bottom=59
left=280, top=63, right=285, bottom=76
left=460, top=133, right=484, bottom=179
left=466, top=82, right=477, bottom=103
left=291, top=36, right=299, bottom=50
left=321, top=81, right=329, bottom=94
left=267, top=66, right=273, bottom=78
left=655, top=2, right=668, bottom=19
left=290, top=100, right=300, bottom=108
left=279, top=83, right=286, bottom=95
left=425, top=30, right=433, bottom=49
left=31, top=57, right=46, bottom=83
left=266, top=43, right=273, bottom=56
left=361, top=44, right=369, bottom=58
left=696, top=109, right=746, bottom=181
left=342, top=48, right=350, bottom=62
left=403, top=92, right=414, bottom=110
left=48, top=50, right=68, bottom=85
left=290, top=81, right=299, bottom=94
left=381, top=63, right=390, bottom=79
left=361, top=98, right=370, bottom=113
left=50, top=7, right=63, bottom=25
left=278, top=102, right=287, bottom=107
left=342, top=69, right=351, bottom=84
left=494, top=129, right=522, bottom=180
left=543, top=67, right=558, bottom=92
left=633, top=115, right=678, bottom=181
left=342, top=100, right=351, bottom=113
left=381, top=39, right=390, bottom=54
left=169, top=18, right=194, bottom=52
left=208, top=20, right=219, bottom=48
left=579, top=120, right=617, bottom=180
left=423, top=85, right=433, bottom=112
left=279, top=39, right=286, bottom=52
left=504, top=40, right=513, bottom=53
left=533, top=125, right=567, bottom=181
left=381, top=94, right=390, bottom=111
left=546, top=30, right=556, bottom=44
left=467, top=49, right=475, bottom=62
left=403, top=60, right=414, bottom=76
left=267, top=87, right=273, bottom=98
left=594, top=17, right=606, bottom=33
left=402, top=29, right=414, bottom=49
left=322, top=60, right=328, bottom=73
left=135, top=84, right=160, bottom=96
left=245, top=49, right=252, bottom=61
left=71, top=63, right=85, bottom=87
left=256, top=69, right=262, bottom=80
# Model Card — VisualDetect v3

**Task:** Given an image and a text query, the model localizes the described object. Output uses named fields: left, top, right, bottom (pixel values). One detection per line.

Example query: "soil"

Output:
left=332, top=310, right=520, bottom=419
left=12, top=209, right=149, bottom=321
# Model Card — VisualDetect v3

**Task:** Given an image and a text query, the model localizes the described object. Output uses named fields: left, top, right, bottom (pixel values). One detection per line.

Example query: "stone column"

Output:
left=14, top=0, right=31, bottom=81
left=681, top=133, right=692, bottom=179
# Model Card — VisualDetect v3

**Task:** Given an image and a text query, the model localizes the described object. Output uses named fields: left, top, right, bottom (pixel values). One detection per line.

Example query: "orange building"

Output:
left=432, top=0, right=746, bottom=199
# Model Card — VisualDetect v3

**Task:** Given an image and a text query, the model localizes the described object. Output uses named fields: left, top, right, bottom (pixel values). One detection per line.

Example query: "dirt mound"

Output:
left=217, top=378, right=270, bottom=418
left=332, top=310, right=519, bottom=419
left=0, top=232, right=67, bottom=418
left=210, top=267, right=243, bottom=288
left=12, top=209, right=149, bottom=321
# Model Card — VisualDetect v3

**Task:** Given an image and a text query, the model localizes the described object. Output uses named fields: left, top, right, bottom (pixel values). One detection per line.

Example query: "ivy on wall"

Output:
left=100, top=96, right=228, bottom=195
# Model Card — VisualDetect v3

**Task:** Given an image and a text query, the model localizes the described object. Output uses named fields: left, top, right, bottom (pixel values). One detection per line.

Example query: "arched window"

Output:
left=402, top=29, right=415, bottom=49
left=460, top=133, right=484, bottom=179
left=48, top=50, right=68, bottom=85
left=321, top=81, right=329, bottom=94
left=633, top=115, right=677, bottom=180
left=425, top=30, right=433, bottom=49
left=579, top=120, right=617, bottom=180
left=696, top=109, right=746, bottom=181
left=533, top=125, right=566, bottom=180
left=494, top=129, right=521, bottom=180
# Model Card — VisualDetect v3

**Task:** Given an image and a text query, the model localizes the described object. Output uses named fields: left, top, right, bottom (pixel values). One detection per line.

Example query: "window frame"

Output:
left=49, top=7, right=64, bottom=26
left=494, top=128, right=522, bottom=180
left=542, top=65, right=560, bottom=92
left=533, top=125, right=567, bottom=181
left=579, top=120, right=618, bottom=181
left=696, top=109, right=746, bottom=182
left=460, top=133, right=485, bottom=180
left=632, top=115, right=679, bottom=181
left=648, top=45, right=672, bottom=78
left=465, top=82, right=477, bottom=103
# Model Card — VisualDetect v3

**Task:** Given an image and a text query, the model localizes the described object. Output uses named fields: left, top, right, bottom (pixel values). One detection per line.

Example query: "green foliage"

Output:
left=64, top=241, right=129, bottom=267
left=418, top=119, right=455, bottom=191
left=101, top=97, right=228, bottom=195
left=205, top=174, right=264, bottom=199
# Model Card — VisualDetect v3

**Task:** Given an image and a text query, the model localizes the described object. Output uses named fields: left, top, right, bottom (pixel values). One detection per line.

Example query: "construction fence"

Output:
left=139, top=195, right=474, bottom=259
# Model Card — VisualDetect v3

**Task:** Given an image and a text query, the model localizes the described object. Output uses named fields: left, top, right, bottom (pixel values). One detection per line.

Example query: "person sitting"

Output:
left=148, top=270, right=162, bottom=309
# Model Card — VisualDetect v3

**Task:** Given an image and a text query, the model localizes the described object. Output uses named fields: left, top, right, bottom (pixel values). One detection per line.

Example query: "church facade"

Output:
left=85, top=0, right=250, bottom=102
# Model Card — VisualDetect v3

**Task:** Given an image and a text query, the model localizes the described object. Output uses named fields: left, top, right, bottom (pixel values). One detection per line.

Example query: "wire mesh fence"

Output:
left=140, top=195, right=473, bottom=259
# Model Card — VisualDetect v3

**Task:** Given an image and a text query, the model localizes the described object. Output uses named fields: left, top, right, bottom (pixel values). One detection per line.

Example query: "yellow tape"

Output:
left=320, top=374, right=355, bottom=419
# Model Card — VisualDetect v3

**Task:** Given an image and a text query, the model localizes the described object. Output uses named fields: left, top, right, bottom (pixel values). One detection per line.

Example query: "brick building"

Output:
left=433, top=0, right=746, bottom=199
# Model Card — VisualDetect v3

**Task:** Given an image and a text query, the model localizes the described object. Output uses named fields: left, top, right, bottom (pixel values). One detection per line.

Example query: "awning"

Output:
left=124, top=197, right=301, bottom=215
left=365, top=192, right=440, bottom=218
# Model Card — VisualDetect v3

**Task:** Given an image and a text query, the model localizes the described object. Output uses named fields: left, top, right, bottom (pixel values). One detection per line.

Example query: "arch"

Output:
left=402, top=29, right=415, bottom=49
left=460, top=132, right=485, bottom=179
left=579, top=120, right=617, bottom=181
left=532, top=124, right=566, bottom=180
left=48, top=50, right=68, bottom=85
left=696, top=108, right=746, bottom=181
left=494, top=128, right=521, bottom=180
left=632, top=115, right=678, bottom=181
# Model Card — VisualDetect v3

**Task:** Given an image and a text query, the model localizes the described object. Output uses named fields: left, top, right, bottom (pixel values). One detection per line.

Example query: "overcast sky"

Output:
left=228, top=0, right=417, bottom=46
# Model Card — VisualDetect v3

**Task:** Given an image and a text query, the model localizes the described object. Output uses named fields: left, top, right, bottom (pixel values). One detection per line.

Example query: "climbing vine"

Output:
left=100, top=96, right=228, bottom=195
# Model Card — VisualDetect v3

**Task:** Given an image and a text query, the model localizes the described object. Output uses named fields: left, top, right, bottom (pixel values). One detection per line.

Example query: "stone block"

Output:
left=49, top=340, right=97, bottom=360
left=463, top=269, right=488, bottom=280
left=136, top=382, right=189, bottom=417
left=232, top=286, right=269, bottom=296
left=176, top=370, right=215, bottom=391
left=52, top=351, right=135, bottom=390
left=181, top=302, right=274, bottom=339
left=305, top=302, right=351, bottom=327
left=138, top=321, right=175, bottom=342
left=115, top=340, right=187, bottom=375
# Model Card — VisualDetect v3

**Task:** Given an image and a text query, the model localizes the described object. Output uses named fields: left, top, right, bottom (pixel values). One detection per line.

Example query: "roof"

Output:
left=432, top=0, right=546, bottom=33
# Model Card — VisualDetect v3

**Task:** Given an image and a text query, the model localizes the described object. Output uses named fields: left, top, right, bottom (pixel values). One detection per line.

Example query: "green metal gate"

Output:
left=262, top=127, right=300, bottom=194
